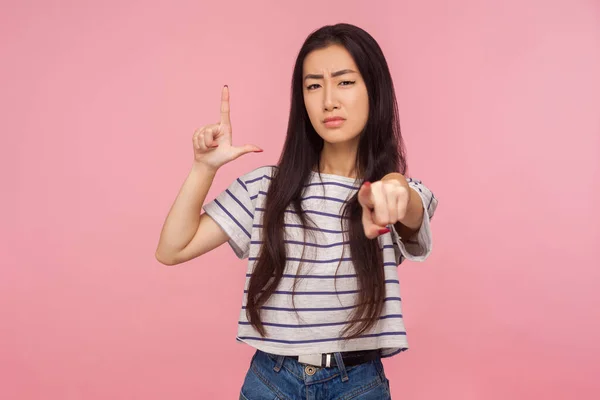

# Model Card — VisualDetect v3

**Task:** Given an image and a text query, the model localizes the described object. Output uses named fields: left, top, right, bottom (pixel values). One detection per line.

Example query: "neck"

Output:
left=315, top=139, right=360, bottom=178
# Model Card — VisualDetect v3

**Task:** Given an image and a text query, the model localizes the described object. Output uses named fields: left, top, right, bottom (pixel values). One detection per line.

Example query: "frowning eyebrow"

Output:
left=303, top=69, right=357, bottom=81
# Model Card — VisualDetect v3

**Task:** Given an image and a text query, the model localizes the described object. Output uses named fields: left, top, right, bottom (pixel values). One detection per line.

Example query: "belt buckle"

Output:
left=298, top=353, right=322, bottom=367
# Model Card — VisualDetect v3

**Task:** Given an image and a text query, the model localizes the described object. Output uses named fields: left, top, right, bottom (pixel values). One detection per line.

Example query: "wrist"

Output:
left=191, top=161, right=219, bottom=176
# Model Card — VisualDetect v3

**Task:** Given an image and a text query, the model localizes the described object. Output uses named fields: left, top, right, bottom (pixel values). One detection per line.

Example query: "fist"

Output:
left=357, top=175, right=411, bottom=239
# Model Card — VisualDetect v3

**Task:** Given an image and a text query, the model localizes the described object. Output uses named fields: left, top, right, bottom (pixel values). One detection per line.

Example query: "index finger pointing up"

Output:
left=220, top=85, right=231, bottom=126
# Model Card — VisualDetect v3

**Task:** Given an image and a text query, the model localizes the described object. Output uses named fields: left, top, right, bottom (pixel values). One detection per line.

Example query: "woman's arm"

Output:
left=155, top=162, right=227, bottom=265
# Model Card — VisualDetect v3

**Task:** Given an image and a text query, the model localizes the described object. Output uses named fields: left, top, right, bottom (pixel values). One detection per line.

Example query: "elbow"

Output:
left=155, top=249, right=179, bottom=266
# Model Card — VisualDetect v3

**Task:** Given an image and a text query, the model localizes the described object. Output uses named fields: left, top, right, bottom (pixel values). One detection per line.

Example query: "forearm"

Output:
left=394, top=187, right=424, bottom=237
left=156, top=162, right=218, bottom=257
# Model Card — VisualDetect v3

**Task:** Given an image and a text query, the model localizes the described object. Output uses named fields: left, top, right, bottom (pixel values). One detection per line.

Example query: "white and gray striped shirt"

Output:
left=203, top=165, right=437, bottom=358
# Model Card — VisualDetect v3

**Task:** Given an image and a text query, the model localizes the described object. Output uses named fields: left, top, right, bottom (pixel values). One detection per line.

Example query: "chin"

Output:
left=318, top=131, right=360, bottom=145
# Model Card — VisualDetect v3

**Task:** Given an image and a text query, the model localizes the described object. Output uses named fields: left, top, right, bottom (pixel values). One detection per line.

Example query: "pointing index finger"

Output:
left=220, top=85, right=231, bottom=126
left=358, top=182, right=374, bottom=209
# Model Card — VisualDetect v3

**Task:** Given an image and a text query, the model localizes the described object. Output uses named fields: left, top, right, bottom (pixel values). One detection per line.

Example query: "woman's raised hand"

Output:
left=193, top=86, right=263, bottom=169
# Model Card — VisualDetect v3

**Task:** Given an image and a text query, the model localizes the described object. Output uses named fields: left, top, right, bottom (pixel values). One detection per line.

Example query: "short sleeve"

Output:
left=202, top=166, right=268, bottom=259
left=389, top=178, right=438, bottom=264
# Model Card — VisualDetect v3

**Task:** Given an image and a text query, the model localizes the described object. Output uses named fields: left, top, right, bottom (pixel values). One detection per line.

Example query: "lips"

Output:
left=323, top=117, right=345, bottom=128
left=323, top=117, right=345, bottom=123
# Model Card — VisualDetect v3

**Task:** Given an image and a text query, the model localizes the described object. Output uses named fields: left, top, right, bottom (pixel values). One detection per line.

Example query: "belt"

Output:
left=287, top=350, right=380, bottom=368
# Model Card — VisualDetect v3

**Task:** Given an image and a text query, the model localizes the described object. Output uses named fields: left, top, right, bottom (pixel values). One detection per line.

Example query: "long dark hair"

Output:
left=246, top=23, right=407, bottom=339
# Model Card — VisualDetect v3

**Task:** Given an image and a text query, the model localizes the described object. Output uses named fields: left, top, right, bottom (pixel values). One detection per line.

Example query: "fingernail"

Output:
left=211, top=144, right=219, bottom=148
left=378, top=228, right=390, bottom=235
left=363, top=181, right=371, bottom=187
left=253, top=149, right=263, bottom=153
left=224, top=84, right=228, bottom=88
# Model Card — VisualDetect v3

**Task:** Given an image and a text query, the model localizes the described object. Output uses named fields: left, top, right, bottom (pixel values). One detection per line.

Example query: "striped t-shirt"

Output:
left=203, top=165, right=437, bottom=358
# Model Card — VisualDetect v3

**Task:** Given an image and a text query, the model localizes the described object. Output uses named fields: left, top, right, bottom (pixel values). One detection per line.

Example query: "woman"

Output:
left=156, top=23, right=438, bottom=399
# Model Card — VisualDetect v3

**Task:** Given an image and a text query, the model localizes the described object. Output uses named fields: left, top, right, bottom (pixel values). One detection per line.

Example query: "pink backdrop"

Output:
left=2, top=0, right=599, bottom=399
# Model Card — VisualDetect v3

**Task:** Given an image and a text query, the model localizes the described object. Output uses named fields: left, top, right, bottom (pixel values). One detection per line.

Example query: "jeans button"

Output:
left=305, top=365, right=317, bottom=376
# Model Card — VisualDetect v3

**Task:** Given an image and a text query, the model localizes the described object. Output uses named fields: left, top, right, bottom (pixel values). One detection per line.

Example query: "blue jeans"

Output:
left=239, top=350, right=392, bottom=399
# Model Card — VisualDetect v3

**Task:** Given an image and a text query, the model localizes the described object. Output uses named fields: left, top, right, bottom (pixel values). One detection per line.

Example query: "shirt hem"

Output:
left=235, top=336, right=409, bottom=358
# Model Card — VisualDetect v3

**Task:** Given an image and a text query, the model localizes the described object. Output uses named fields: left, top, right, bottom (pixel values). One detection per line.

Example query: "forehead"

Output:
left=303, top=44, right=358, bottom=74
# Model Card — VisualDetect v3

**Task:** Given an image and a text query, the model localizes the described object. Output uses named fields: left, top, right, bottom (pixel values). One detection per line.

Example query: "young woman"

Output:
left=156, top=23, right=437, bottom=400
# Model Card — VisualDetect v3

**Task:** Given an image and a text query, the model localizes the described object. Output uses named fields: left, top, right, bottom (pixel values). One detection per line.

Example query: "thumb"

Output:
left=361, top=203, right=389, bottom=239
left=230, top=144, right=263, bottom=160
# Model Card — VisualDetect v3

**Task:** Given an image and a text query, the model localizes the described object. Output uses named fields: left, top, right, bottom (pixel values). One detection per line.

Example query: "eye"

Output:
left=340, top=80, right=356, bottom=86
left=306, top=84, right=320, bottom=90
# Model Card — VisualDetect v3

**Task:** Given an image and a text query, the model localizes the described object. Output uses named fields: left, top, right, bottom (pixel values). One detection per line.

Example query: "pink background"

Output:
left=2, top=0, right=599, bottom=399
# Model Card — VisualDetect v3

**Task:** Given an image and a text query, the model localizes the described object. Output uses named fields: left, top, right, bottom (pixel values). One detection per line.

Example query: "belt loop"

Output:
left=333, top=352, right=349, bottom=382
left=273, top=355, right=285, bottom=373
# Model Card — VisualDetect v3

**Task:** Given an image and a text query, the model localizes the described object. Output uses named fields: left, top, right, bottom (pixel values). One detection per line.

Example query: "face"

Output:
left=302, top=44, right=369, bottom=145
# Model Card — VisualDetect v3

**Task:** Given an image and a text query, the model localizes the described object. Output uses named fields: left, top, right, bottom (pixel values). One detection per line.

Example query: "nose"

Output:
left=323, top=81, right=339, bottom=111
